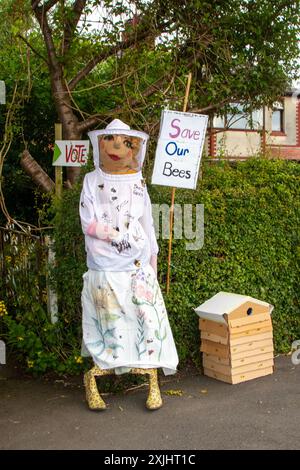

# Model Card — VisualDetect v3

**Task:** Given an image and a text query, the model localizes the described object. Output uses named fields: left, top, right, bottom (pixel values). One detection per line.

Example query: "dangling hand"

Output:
left=87, top=219, right=123, bottom=242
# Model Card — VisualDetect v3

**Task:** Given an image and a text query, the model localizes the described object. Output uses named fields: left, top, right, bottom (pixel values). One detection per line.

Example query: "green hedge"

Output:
left=156, top=158, right=300, bottom=365
left=1, top=158, right=299, bottom=375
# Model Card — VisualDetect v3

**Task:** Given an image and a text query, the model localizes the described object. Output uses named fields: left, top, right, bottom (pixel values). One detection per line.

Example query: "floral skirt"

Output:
left=81, top=264, right=178, bottom=375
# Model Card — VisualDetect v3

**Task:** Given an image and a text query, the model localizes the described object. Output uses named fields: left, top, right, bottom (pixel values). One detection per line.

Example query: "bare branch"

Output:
left=17, top=34, right=49, bottom=65
left=0, top=84, right=38, bottom=233
left=71, top=69, right=139, bottom=94
left=62, top=0, right=87, bottom=55
left=76, top=73, right=169, bottom=133
left=32, top=3, right=60, bottom=70
left=190, top=98, right=233, bottom=115
left=64, top=78, right=86, bottom=121
left=68, top=22, right=166, bottom=91
left=76, top=48, right=205, bottom=134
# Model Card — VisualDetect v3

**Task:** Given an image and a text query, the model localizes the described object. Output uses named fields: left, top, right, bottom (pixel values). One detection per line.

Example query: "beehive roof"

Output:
left=194, top=291, right=274, bottom=324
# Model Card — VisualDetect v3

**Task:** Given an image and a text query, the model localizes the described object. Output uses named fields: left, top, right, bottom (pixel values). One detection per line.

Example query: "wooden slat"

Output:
left=231, top=352, right=273, bottom=368
left=202, top=353, right=230, bottom=366
left=203, top=357, right=274, bottom=376
left=231, top=367, right=274, bottom=384
left=229, top=331, right=273, bottom=347
left=228, top=312, right=270, bottom=328
left=204, top=368, right=233, bottom=384
left=204, top=366, right=274, bottom=384
left=200, top=340, right=230, bottom=359
left=230, top=319, right=271, bottom=335
left=201, top=331, right=229, bottom=345
left=230, top=338, right=273, bottom=355
left=230, top=325, right=272, bottom=339
left=199, top=318, right=228, bottom=337
left=231, top=344, right=273, bottom=360
left=203, top=351, right=274, bottom=368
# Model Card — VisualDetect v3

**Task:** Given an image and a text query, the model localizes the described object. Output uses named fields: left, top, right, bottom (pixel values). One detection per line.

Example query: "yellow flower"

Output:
left=75, top=356, right=83, bottom=364
left=0, top=301, right=8, bottom=316
left=27, top=360, right=34, bottom=368
left=5, top=256, right=12, bottom=263
left=17, top=336, right=24, bottom=341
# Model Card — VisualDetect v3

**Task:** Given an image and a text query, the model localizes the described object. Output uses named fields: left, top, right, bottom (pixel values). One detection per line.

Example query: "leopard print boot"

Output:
left=84, top=365, right=113, bottom=411
left=146, top=368, right=163, bottom=410
left=131, top=368, right=163, bottom=411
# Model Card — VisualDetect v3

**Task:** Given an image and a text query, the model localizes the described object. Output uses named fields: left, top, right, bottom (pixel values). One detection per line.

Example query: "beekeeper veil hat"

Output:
left=88, top=119, right=149, bottom=171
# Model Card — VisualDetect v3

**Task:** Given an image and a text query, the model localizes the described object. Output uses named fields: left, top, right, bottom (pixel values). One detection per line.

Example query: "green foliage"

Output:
left=51, top=180, right=86, bottom=328
left=1, top=158, right=299, bottom=375
left=0, top=231, right=86, bottom=375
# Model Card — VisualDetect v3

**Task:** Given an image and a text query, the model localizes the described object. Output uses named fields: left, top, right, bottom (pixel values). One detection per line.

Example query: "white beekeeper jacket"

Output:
left=79, top=119, right=159, bottom=272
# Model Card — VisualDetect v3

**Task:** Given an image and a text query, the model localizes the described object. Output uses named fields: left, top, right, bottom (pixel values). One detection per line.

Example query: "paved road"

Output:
left=0, top=355, right=299, bottom=450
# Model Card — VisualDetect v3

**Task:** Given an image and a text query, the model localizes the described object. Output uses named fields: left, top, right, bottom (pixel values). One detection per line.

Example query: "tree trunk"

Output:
left=51, top=68, right=82, bottom=185
left=21, top=150, right=55, bottom=193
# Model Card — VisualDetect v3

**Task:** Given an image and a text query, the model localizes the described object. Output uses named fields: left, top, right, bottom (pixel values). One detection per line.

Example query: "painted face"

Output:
left=98, top=134, right=142, bottom=173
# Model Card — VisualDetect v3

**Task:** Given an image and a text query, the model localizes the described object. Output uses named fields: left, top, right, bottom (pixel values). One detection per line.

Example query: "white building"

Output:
left=206, top=91, right=300, bottom=161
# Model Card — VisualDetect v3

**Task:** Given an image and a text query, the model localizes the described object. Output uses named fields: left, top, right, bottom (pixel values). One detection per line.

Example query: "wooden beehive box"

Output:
left=195, top=292, right=274, bottom=384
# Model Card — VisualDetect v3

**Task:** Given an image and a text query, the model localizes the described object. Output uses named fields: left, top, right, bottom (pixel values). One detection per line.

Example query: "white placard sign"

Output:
left=52, top=140, right=89, bottom=167
left=151, top=109, right=208, bottom=189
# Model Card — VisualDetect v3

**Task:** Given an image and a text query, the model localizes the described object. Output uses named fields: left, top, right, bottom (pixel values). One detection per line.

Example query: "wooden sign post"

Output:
left=48, top=122, right=63, bottom=323
left=166, top=73, right=192, bottom=294
left=54, top=123, right=63, bottom=198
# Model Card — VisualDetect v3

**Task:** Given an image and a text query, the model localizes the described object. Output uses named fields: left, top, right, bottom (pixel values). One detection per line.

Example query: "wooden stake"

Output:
left=54, top=123, right=63, bottom=197
left=166, top=72, right=192, bottom=294
left=262, top=106, right=266, bottom=156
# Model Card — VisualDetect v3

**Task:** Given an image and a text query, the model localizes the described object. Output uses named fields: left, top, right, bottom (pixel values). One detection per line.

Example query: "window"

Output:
left=213, top=114, right=225, bottom=128
left=272, top=101, right=284, bottom=132
left=227, top=104, right=249, bottom=129
left=213, top=104, right=263, bottom=130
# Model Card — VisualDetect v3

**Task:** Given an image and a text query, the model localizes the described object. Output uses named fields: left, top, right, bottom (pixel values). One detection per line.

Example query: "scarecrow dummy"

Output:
left=80, top=119, right=178, bottom=411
